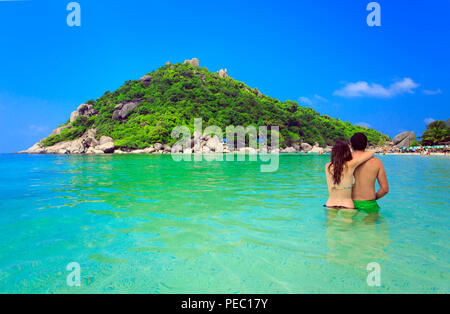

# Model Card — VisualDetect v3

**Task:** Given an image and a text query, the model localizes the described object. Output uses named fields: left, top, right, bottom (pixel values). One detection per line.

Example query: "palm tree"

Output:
left=419, top=120, right=450, bottom=145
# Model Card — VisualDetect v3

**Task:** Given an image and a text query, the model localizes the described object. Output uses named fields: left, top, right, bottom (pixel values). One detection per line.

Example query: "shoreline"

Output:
left=20, top=127, right=449, bottom=157
left=380, top=152, right=449, bottom=156
left=13, top=151, right=450, bottom=157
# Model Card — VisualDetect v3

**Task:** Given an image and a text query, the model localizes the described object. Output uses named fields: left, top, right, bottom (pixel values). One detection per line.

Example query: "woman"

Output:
left=325, top=139, right=375, bottom=209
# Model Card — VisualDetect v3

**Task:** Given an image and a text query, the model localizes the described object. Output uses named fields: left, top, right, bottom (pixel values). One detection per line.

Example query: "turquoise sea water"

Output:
left=0, top=153, right=448, bottom=294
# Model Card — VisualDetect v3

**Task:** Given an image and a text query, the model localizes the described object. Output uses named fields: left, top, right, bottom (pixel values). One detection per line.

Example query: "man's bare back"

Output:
left=352, top=154, right=389, bottom=201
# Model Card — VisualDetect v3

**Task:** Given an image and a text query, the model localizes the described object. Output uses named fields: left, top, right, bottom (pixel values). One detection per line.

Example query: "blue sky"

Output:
left=0, top=0, right=449, bottom=152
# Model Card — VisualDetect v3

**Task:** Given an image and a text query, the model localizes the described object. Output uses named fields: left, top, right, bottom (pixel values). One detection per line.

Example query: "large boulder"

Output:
left=143, top=146, right=156, bottom=154
left=86, top=128, right=97, bottom=138
left=270, top=148, right=280, bottom=154
left=393, top=131, right=409, bottom=144
left=193, top=142, right=202, bottom=153
left=77, top=104, right=97, bottom=116
left=69, top=111, right=80, bottom=123
left=301, top=143, right=312, bottom=152
left=85, top=134, right=114, bottom=154
left=67, top=138, right=86, bottom=154
left=21, top=142, right=46, bottom=154
left=70, top=104, right=97, bottom=123
left=139, top=74, right=152, bottom=81
left=310, top=146, right=324, bottom=154
left=184, top=138, right=193, bottom=149
left=86, top=147, right=104, bottom=154
left=239, top=147, right=258, bottom=154
left=394, top=131, right=416, bottom=148
left=282, top=147, right=297, bottom=153
left=139, top=75, right=152, bottom=87
left=23, top=128, right=102, bottom=155
left=99, top=136, right=113, bottom=145
left=171, top=144, right=183, bottom=154
left=96, top=141, right=115, bottom=153
left=193, top=131, right=202, bottom=140
left=202, top=133, right=211, bottom=141
left=84, top=134, right=99, bottom=148
left=39, top=128, right=98, bottom=154
left=131, top=149, right=146, bottom=154
left=44, top=141, right=71, bottom=154
left=218, top=69, right=228, bottom=78
left=184, top=58, right=199, bottom=67
left=206, top=136, right=222, bottom=152
left=112, top=102, right=139, bottom=120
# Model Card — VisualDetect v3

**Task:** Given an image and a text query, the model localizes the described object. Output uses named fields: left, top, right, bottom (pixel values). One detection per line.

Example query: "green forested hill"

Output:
left=42, top=61, right=390, bottom=149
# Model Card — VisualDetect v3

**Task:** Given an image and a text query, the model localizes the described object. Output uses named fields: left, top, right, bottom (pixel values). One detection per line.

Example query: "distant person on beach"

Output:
left=350, top=133, right=389, bottom=213
left=325, top=140, right=375, bottom=209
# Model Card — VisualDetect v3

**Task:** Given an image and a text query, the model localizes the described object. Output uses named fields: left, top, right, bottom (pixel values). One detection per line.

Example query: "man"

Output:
left=350, top=133, right=389, bottom=213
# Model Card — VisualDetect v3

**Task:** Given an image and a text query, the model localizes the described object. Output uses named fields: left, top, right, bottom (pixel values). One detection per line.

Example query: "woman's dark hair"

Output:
left=328, top=139, right=353, bottom=185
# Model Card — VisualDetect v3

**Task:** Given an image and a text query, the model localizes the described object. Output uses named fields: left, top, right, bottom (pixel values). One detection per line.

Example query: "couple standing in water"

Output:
left=325, top=133, right=389, bottom=213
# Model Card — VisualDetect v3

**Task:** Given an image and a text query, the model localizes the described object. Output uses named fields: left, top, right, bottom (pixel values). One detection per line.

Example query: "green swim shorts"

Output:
left=353, top=200, right=380, bottom=213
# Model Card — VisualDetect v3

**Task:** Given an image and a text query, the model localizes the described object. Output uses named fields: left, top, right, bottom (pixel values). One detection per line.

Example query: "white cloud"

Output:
left=423, top=88, right=442, bottom=95
left=314, top=94, right=329, bottom=102
left=299, top=94, right=329, bottom=107
left=424, top=118, right=435, bottom=124
left=356, top=122, right=371, bottom=128
left=298, top=97, right=313, bottom=106
left=334, top=78, right=419, bottom=98
left=21, top=125, right=49, bottom=136
left=29, top=125, right=49, bottom=133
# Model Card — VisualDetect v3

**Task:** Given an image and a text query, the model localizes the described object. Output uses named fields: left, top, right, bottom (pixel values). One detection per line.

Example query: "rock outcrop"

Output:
left=70, top=103, right=97, bottom=123
left=22, top=142, right=47, bottom=154
left=49, top=125, right=72, bottom=137
left=21, top=129, right=116, bottom=155
left=218, top=69, right=228, bottom=78
left=206, top=135, right=223, bottom=152
left=310, top=144, right=324, bottom=154
left=139, top=75, right=152, bottom=87
left=254, top=88, right=263, bottom=98
left=301, top=143, right=312, bottom=152
left=163, top=144, right=172, bottom=152
left=96, top=136, right=115, bottom=153
left=239, top=147, right=258, bottom=154
left=281, top=147, right=296, bottom=153
left=393, top=131, right=416, bottom=148
left=22, top=129, right=332, bottom=155
left=184, top=58, right=199, bottom=67
left=112, top=102, right=139, bottom=120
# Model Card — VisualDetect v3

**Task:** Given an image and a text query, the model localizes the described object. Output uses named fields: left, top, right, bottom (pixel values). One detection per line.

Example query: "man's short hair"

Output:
left=351, top=133, right=368, bottom=151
